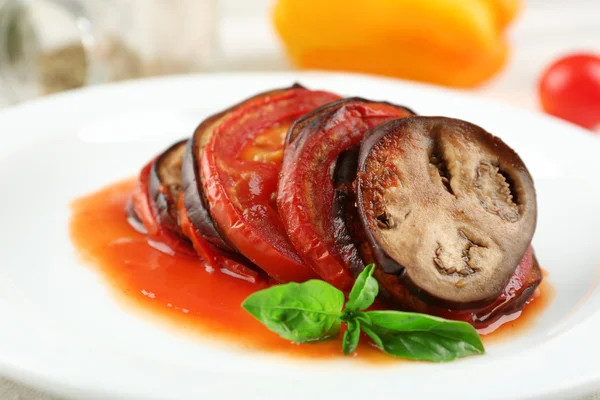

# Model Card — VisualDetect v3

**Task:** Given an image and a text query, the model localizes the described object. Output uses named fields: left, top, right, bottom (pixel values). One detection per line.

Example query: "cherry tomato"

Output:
left=201, top=87, right=341, bottom=283
left=538, top=53, right=600, bottom=130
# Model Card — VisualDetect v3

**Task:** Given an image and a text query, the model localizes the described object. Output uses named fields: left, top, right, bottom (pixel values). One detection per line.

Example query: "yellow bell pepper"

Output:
left=272, top=0, right=520, bottom=88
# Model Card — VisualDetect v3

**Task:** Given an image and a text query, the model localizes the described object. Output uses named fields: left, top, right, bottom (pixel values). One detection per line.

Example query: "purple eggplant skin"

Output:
left=180, top=83, right=309, bottom=253
left=125, top=199, right=147, bottom=234
left=332, top=146, right=365, bottom=277
left=149, top=139, right=189, bottom=240
left=181, top=117, right=237, bottom=252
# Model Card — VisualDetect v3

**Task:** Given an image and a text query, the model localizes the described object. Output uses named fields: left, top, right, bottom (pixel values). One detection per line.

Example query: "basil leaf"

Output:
left=361, top=310, right=485, bottom=362
left=342, top=319, right=361, bottom=355
left=345, top=264, right=378, bottom=313
left=242, top=280, right=345, bottom=343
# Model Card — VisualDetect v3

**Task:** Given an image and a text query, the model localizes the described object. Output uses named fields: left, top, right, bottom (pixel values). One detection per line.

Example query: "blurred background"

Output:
left=0, top=0, right=598, bottom=123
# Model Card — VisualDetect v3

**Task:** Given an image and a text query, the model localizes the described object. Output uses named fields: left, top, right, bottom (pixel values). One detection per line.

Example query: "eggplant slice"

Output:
left=356, top=116, right=537, bottom=309
left=332, top=146, right=365, bottom=277
left=182, top=117, right=236, bottom=252
left=333, top=147, right=541, bottom=325
left=149, top=140, right=189, bottom=239
left=181, top=84, right=305, bottom=253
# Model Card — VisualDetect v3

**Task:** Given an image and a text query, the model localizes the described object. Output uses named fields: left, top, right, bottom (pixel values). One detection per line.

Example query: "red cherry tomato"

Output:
left=538, top=53, right=600, bottom=130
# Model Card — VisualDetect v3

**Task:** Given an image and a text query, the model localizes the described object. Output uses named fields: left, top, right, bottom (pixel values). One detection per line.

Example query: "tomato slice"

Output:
left=177, top=193, right=263, bottom=283
left=131, top=161, right=197, bottom=257
left=278, top=98, right=414, bottom=291
left=201, top=87, right=341, bottom=282
left=182, top=87, right=304, bottom=254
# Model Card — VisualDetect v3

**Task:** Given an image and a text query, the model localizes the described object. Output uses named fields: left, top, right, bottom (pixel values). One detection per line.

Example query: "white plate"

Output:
left=1, top=72, right=599, bottom=400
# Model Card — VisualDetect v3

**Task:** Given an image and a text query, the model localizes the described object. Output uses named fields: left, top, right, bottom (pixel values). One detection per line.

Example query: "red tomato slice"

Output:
left=132, top=161, right=197, bottom=257
left=177, top=193, right=263, bottom=283
left=278, top=99, right=414, bottom=291
left=201, top=87, right=341, bottom=282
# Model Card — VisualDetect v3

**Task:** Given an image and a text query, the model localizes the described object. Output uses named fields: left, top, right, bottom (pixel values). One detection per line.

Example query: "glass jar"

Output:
left=0, top=0, right=217, bottom=104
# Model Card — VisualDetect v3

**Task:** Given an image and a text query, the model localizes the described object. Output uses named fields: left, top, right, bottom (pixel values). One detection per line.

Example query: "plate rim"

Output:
left=1, top=70, right=599, bottom=400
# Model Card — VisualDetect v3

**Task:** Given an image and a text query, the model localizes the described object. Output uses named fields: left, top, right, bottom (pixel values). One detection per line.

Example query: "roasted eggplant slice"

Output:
left=182, top=114, right=237, bottom=253
left=149, top=140, right=188, bottom=239
left=356, top=116, right=537, bottom=309
left=332, top=146, right=365, bottom=277
left=278, top=98, right=414, bottom=290
left=334, top=130, right=541, bottom=327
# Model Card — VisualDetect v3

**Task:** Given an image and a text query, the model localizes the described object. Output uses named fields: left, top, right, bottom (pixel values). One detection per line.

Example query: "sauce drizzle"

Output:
left=70, top=179, right=552, bottom=361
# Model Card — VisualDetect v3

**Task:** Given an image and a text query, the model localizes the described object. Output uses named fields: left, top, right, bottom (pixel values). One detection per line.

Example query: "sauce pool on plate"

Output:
left=70, top=179, right=553, bottom=361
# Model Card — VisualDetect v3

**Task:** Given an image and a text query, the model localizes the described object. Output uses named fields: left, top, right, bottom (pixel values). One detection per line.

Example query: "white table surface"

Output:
left=1, top=0, right=599, bottom=398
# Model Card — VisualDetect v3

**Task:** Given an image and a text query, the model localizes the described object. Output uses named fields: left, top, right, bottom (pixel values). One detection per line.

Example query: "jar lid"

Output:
left=0, top=0, right=109, bottom=103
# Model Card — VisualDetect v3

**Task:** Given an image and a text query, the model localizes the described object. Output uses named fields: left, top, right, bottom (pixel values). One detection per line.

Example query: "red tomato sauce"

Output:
left=70, top=179, right=553, bottom=361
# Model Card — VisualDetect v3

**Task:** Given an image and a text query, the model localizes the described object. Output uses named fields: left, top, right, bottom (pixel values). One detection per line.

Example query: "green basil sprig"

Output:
left=242, top=264, right=485, bottom=362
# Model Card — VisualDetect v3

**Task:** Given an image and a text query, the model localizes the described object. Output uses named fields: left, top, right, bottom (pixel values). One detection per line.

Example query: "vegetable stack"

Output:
left=129, top=84, right=541, bottom=360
